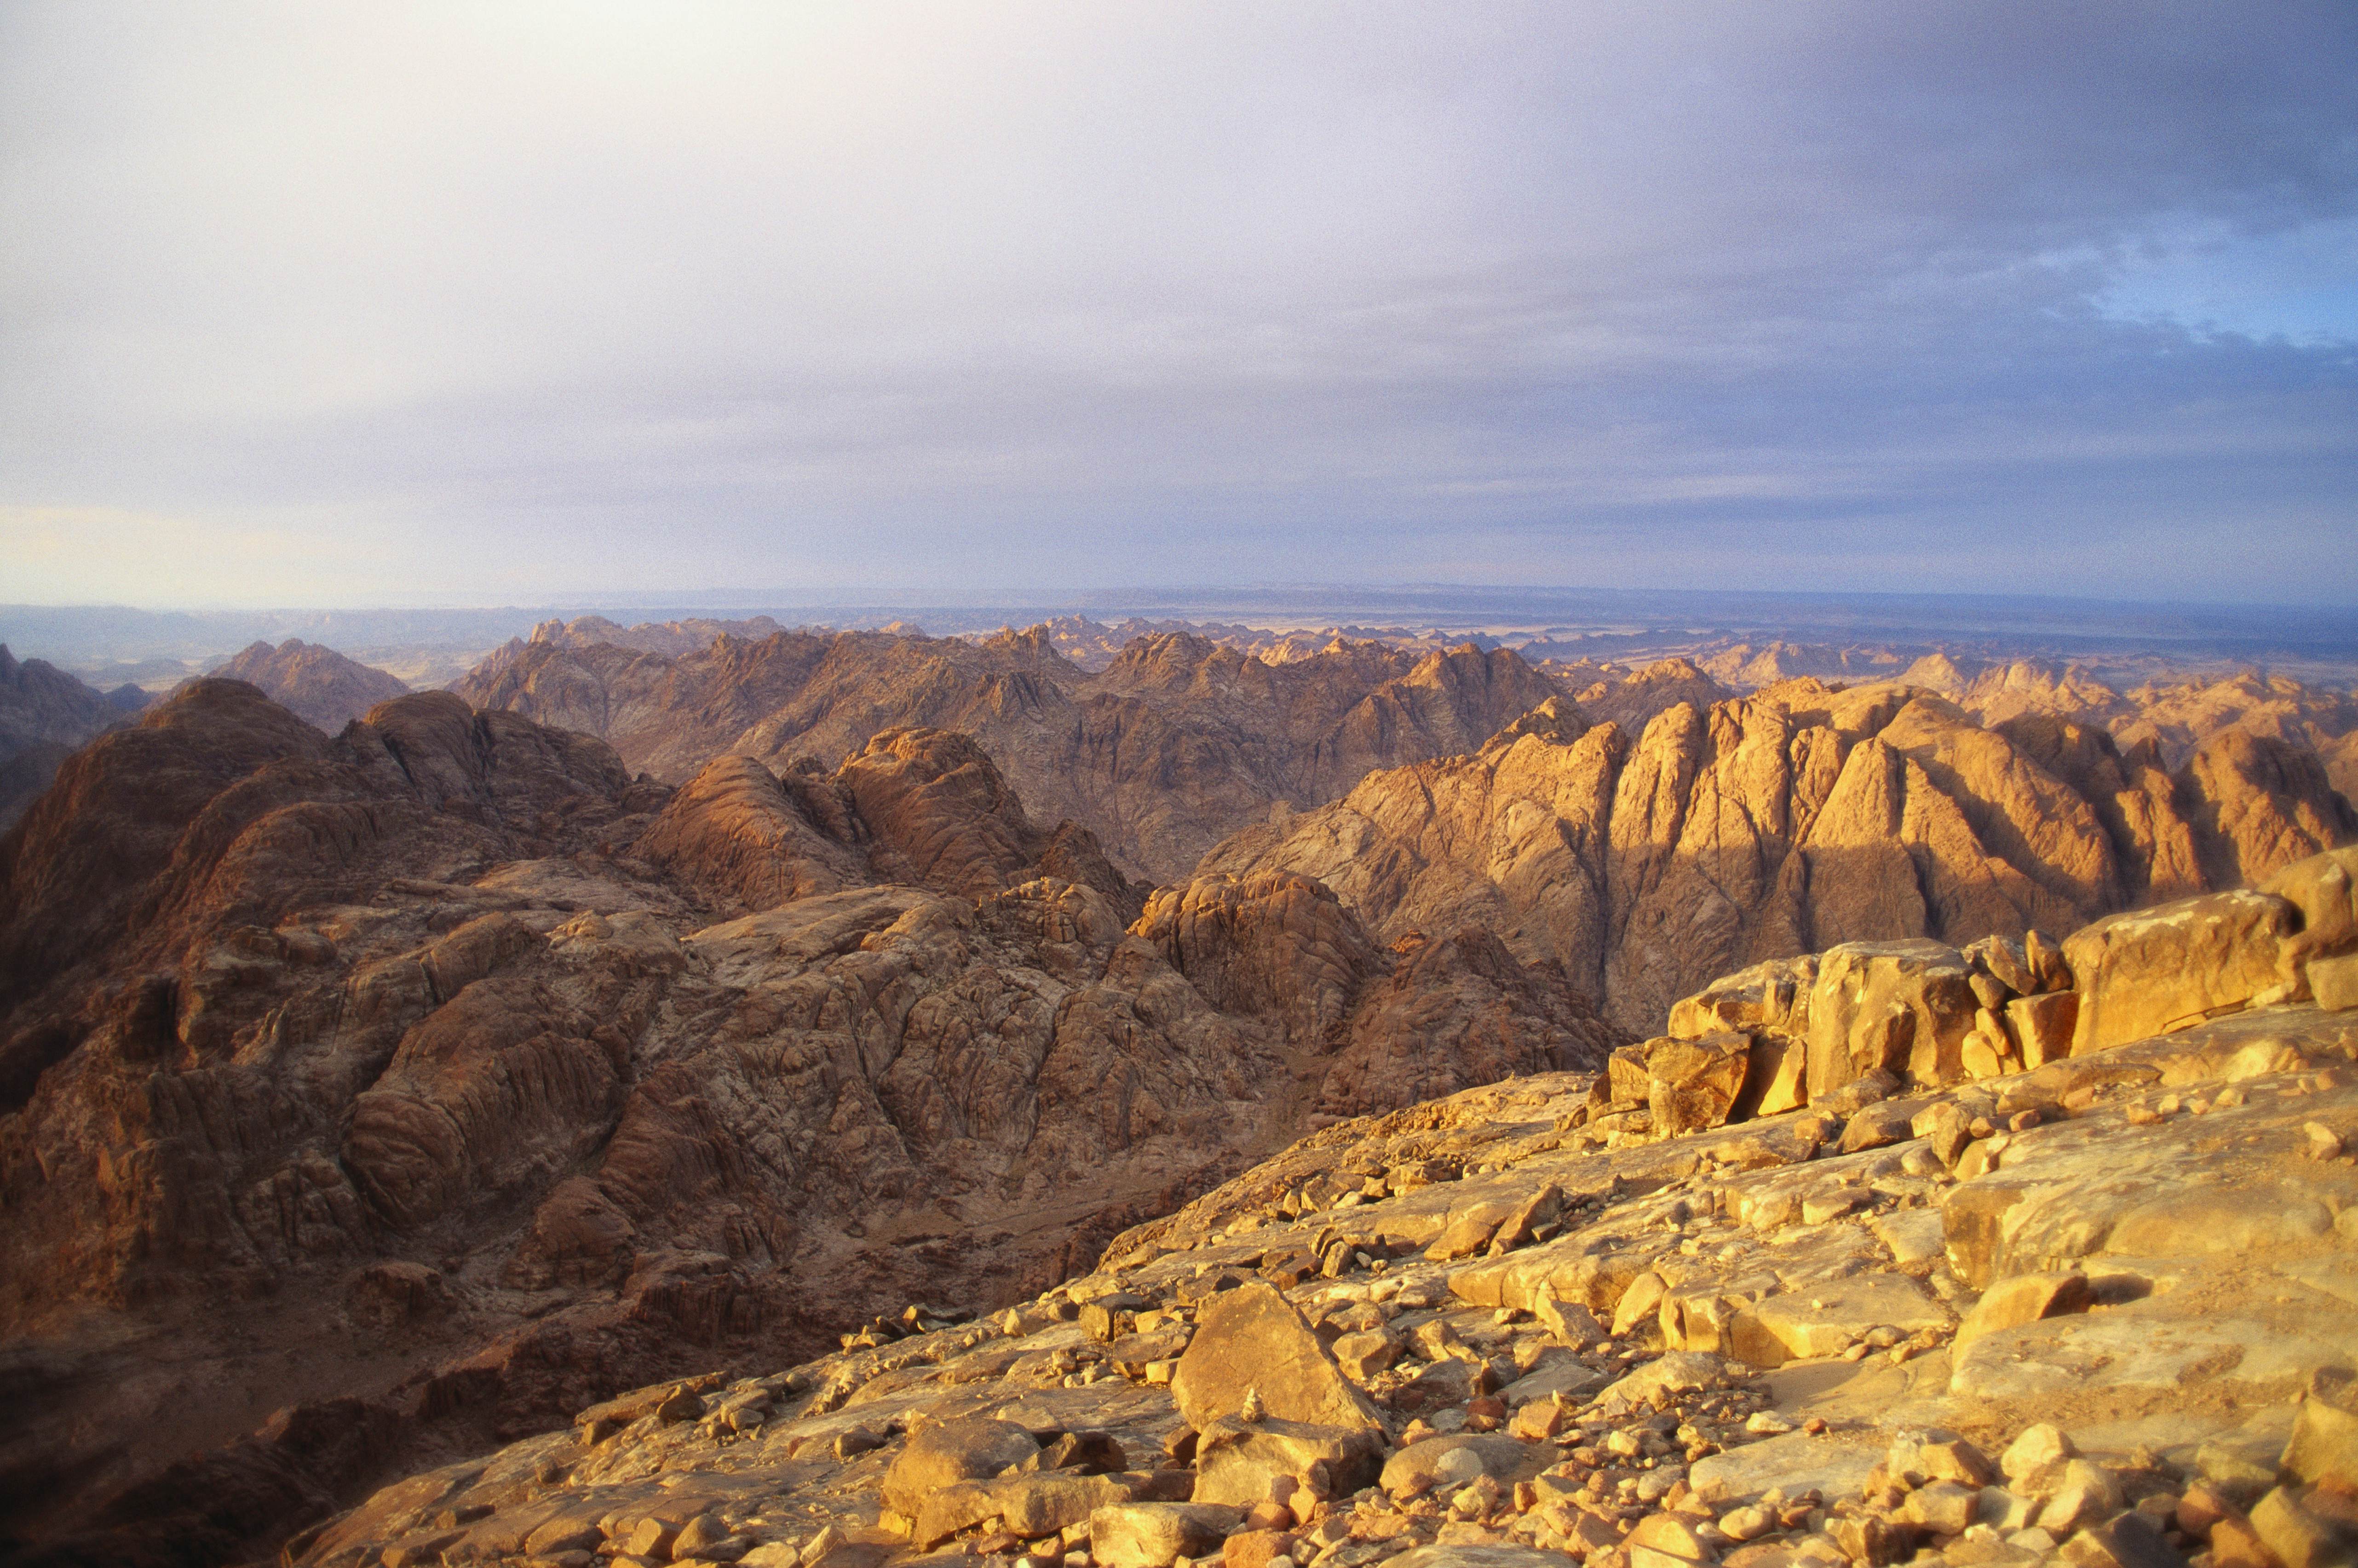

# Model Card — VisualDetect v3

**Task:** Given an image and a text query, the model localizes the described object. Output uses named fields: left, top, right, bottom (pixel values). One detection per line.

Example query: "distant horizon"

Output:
left=8, top=583, right=2357, bottom=682
left=9, top=580, right=2358, bottom=616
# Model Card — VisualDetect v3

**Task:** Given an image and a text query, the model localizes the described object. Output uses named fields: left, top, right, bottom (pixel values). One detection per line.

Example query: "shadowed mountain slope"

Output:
left=0, top=643, right=142, bottom=828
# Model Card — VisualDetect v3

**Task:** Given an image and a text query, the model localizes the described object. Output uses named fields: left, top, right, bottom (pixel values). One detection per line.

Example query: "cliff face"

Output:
left=0, top=682, right=1618, bottom=1559
left=453, top=626, right=1565, bottom=882
left=1201, top=679, right=2357, bottom=1034
left=205, top=638, right=411, bottom=731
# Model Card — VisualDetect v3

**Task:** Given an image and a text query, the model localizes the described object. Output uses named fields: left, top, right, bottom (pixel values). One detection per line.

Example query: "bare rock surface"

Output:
left=204, top=638, right=412, bottom=732
left=1208, top=684, right=2355, bottom=1033
left=278, top=892, right=2358, bottom=1568
left=454, top=624, right=1565, bottom=881
left=0, top=686, right=1615, bottom=1566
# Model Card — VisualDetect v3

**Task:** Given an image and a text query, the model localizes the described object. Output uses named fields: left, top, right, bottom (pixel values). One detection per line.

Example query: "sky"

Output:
left=1, top=1, right=2354, bottom=609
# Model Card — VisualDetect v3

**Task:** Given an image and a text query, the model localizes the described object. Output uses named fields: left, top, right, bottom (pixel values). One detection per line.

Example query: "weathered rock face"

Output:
left=0, top=686, right=1616, bottom=1564
left=204, top=638, right=411, bottom=732
left=1605, top=844, right=2358, bottom=1150
left=2111, top=667, right=2358, bottom=770
left=2063, top=890, right=2301, bottom=1054
left=1803, top=940, right=1980, bottom=1098
left=635, top=734, right=1141, bottom=919
left=633, top=752, right=867, bottom=914
left=1136, top=873, right=1383, bottom=1050
left=1208, top=684, right=2356, bottom=1034
left=1317, top=926, right=1622, bottom=1120
left=454, top=625, right=1565, bottom=881
left=282, top=935, right=2358, bottom=1568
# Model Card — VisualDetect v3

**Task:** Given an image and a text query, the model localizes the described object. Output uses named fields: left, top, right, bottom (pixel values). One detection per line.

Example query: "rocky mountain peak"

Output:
left=205, top=637, right=410, bottom=733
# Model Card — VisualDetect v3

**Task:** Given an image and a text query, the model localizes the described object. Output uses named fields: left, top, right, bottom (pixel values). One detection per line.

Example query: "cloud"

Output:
left=0, top=0, right=2352, bottom=606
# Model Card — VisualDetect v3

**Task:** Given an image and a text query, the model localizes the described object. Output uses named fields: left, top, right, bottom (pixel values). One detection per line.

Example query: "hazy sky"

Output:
left=2, top=2, right=2353, bottom=607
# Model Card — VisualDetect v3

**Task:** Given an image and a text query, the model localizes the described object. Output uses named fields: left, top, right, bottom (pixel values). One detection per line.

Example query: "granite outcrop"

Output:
left=1204, top=683, right=2355, bottom=1034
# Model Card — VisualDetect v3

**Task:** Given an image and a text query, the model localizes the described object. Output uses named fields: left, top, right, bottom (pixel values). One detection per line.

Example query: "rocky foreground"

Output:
left=258, top=848, right=2358, bottom=1568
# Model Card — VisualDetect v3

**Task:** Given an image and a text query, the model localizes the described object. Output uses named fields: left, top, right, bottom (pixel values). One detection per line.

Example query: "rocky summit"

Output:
left=0, top=649, right=2355, bottom=1568
left=207, top=640, right=413, bottom=734
left=248, top=845, right=2358, bottom=1568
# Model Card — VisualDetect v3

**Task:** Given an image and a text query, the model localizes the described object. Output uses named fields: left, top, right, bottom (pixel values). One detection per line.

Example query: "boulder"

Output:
left=1487, top=1183, right=1564, bottom=1253
left=1805, top=941, right=1979, bottom=1098
left=2270, top=847, right=2358, bottom=1010
left=1902, top=1481, right=1979, bottom=1536
left=1668, top=956, right=1816, bottom=1043
left=1888, top=1432, right=1996, bottom=1488
left=2266, top=847, right=2358, bottom=963
left=1607, top=1045, right=1653, bottom=1107
left=912, top=1483, right=1002, bottom=1547
left=2064, top=890, right=2299, bottom=1055
left=1501, top=1355, right=1603, bottom=1406
left=2249, top=1487, right=2355, bottom=1568
left=1956, top=1271, right=2093, bottom=1350
left=1169, top=1281, right=1381, bottom=1433
left=1612, top=1272, right=1668, bottom=1336
left=1089, top=1503, right=1244, bottom=1568
left=1223, top=1529, right=1301, bottom=1568
left=993, top=1473, right=1143, bottom=1539
left=1645, top=1032, right=1761, bottom=1135
left=1331, top=1329, right=1402, bottom=1382
left=1535, top=1298, right=1604, bottom=1348
left=1426, top=1197, right=1518, bottom=1261
left=1627, top=1512, right=1719, bottom=1568
left=1191, top=1416, right=1385, bottom=1508
left=1751, top=1034, right=1812, bottom=1116
left=1596, top=1350, right=1728, bottom=1405
left=2007, top=990, right=2078, bottom=1069
left=1380, top=1435, right=1537, bottom=1499
left=2284, top=1395, right=2358, bottom=1488
left=1668, top=1277, right=1774, bottom=1355
left=2062, top=1511, right=2188, bottom=1568
left=2316, top=953, right=2358, bottom=1012
left=882, top=1419, right=1041, bottom=1518
left=1393, top=1356, right=1488, bottom=1413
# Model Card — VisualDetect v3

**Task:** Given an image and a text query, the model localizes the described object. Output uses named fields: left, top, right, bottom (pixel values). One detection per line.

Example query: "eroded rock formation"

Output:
left=0, top=682, right=1615, bottom=1564
left=1203, top=682, right=2357, bottom=1034
left=454, top=625, right=1564, bottom=881
left=205, top=637, right=412, bottom=731
left=276, top=850, right=2358, bottom=1568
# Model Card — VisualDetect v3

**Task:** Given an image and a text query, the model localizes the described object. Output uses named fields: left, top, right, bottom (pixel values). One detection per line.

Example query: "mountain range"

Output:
left=0, top=612, right=2354, bottom=1566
